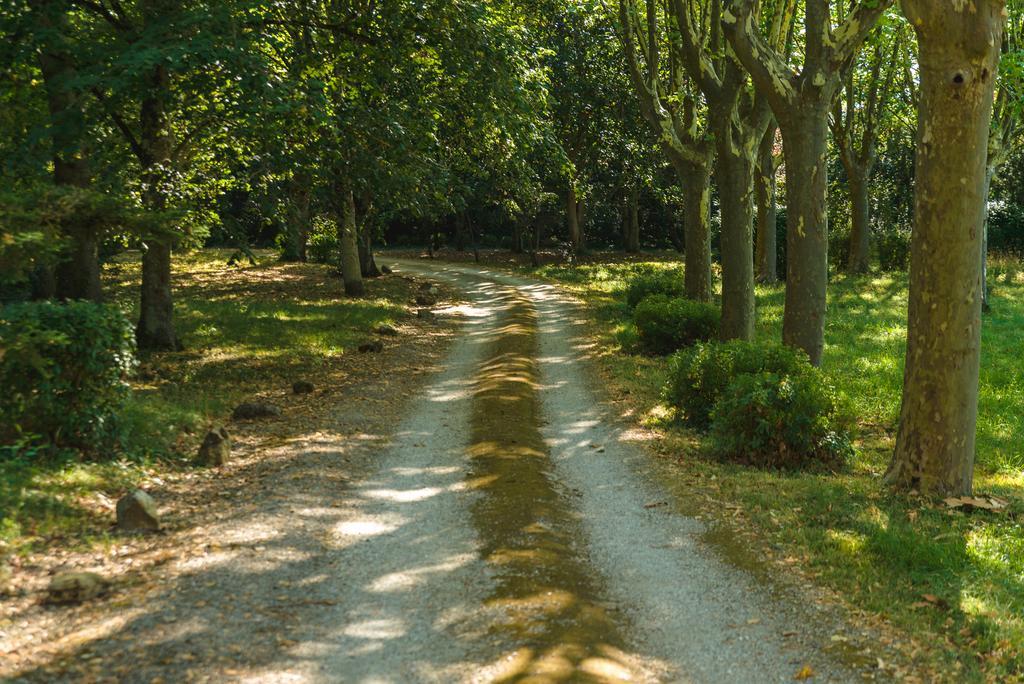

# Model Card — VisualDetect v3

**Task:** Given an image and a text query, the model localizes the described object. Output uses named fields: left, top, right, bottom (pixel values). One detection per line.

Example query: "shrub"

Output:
left=625, top=269, right=686, bottom=308
left=307, top=216, right=339, bottom=264
left=877, top=230, right=910, bottom=272
left=633, top=295, right=719, bottom=355
left=665, top=340, right=808, bottom=429
left=709, top=371, right=854, bottom=469
left=0, top=301, right=136, bottom=455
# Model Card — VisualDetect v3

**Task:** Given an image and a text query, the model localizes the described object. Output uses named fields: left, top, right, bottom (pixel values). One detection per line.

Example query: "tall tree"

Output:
left=35, top=1, right=101, bottom=302
left=886, top=0, right=1005, bottom=496
left=723, top=0, right=893, bottom=364
left=617, top=0, right=715, bottom=302
left=754, top=122, right=781, bottom=283
left=982, top=4, right=1024, bottom=308
left=830, top=23, right=905, bottom=274
left=672, top=0, right=789, bottom=339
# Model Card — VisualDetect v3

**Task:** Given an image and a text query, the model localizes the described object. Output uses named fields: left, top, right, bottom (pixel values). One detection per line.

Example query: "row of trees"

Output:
left=1, top=1, right=1020, bottom=496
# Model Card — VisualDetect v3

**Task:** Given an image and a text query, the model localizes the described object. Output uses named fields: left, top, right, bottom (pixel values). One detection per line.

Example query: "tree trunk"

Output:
left=715, top=136, right=757, bottom=341
left=512, top=218, right=524, bottom=254
left=453, top=212, right=469, bottom=252
left=566, top=187, right=585, bottom=253
left=755, top=126, right=778, bottom=284
left=981, top=166, right=995, bottom=311
left=846, top=169, right=872, bottom=274
left=281, top=175, right=311, bottom=262
left=136, top=62, right=179, bottom=351
left=624, top=186, right=641, bottom=253
left=31, top=266, right=57, bottom=300
left=779, top=109, right=830, bottom=366
left=674, top=159, right=713, bottom=302
left=886, top=0, right=1002, bottom=497
left=38, top=5, right=100, bottom=302
left=359, top=230, right=381, bottom=278
left=529, top=219, right=542, bottom=267
left=339, top=187, right=365, bottom=296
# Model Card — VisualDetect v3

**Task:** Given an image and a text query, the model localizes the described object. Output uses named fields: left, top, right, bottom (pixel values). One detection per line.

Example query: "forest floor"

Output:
left=1, top=251, right=462, bottom=679
left=3, top=253, right=908, bottom=683
left=2, top=249, right=1020, bottom=682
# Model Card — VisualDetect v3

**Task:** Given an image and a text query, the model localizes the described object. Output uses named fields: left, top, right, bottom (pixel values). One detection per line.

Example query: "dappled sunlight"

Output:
left=334, top=517, right=407, bottom=539
left=366, top=553, right=476, bottom=594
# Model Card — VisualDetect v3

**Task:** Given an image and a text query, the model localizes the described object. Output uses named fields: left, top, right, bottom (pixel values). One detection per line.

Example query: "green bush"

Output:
left=307, top=216, right=339, bottom=264
left=665, top=340, right=808, bottom=428
left=878, top=230, right=911, bottom=272
left=625, top=269, right=686, bottom=308
left=633, top=294, right=719, bottom=355
left=709, top=371, right=854, bottom=469
left=0, top=301, right=136, bottom=455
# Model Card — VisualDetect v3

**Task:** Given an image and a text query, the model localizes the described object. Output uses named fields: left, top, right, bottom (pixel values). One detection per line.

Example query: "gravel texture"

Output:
left=5, top=260, right=868, bottom=683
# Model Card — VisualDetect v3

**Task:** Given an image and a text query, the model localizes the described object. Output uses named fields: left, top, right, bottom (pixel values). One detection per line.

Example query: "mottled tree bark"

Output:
left=779, top=109, right=829, bottom=364
left=714, top=133, right=757, bottom=341
left=887, top=0, right=1004, bottom=497
left=755, top=124, right=778, bottom=284
left=672, top=157, right=713, bottom=302
left=617, top=0, right=714, bottom=298
left=724, top=0, right=894, bottom=365
left=846, top=170, right=871, bottom=273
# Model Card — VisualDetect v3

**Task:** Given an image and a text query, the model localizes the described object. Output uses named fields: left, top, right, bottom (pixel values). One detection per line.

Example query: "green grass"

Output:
left=1, top=249, right=410, bottom=556
left=535, top=255, right=1024, bottom=681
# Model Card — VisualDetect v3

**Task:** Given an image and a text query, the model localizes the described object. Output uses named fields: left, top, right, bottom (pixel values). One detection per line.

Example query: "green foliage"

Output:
left=625, top=268, right=686, bottom=308
left=633, top=294, right=718, bottom=355
left=665, top=339, right=810, bottom=428
left=0, top=301, right=136, bottom=455
left=877, top=230, right=911, bottom=272
left=306, top=217, right=339, bottom=264
left=709, top=371, right=854, bottom=469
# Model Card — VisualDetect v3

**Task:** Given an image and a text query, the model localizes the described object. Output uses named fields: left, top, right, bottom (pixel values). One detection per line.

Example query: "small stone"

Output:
left=47, top=572, right=108, bottom=604
left=231, top=402, right=281, bottom=420
left=380, top=264, right=393, bottom=274
left=292, top=380, right=315, bottom=394
left=116, top=490, right=161, bottom=532
left=358, top=341, right=383, bottom=353
left=197, top=427, right=231, bottom=466
left=375, top=325, right=399, bottom=337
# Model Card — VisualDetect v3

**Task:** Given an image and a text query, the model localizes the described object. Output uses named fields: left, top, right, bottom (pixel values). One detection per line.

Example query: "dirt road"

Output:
left=286, top=260, right=858, bottom=683
left=7, top=261, right=862, bottom=683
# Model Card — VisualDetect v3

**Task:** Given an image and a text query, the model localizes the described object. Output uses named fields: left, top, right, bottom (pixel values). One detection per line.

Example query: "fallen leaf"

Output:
left=794, top=664, right=815, bottom=680
left=943, top=495, right=1009, bottom=512
left=920, top=593, right=949, bottom=610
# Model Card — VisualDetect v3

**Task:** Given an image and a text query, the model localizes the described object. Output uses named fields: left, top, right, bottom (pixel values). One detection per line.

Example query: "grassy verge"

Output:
left=534, top=255, right=1024, bottom=681
left=1, top=249, right=412, bottom=557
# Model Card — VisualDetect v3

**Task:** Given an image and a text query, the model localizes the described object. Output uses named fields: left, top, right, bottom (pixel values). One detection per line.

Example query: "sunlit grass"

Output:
left=536, top=256, right=1024, bottom=680
left=1, top=249, right=411, bottom=554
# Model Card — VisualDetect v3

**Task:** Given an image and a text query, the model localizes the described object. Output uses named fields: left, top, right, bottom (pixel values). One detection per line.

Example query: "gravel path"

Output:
left=7, top=261, right=865, bottom=683
left=350, top=259, right=861, bottom=683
